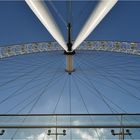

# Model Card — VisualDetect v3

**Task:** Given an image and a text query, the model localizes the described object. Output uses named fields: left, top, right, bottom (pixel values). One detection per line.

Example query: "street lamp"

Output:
left=0, top=130, right=5, bottom=136
left=111, top=129, right=132, bottom=140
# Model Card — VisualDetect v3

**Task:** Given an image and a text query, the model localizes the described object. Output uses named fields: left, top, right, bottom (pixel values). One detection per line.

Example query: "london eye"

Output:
left=0, top=1, right=140, bottom=140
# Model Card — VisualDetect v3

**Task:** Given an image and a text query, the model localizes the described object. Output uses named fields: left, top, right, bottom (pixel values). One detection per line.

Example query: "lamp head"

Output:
left=47, top=130, right=51, bottom=135
left=111, top=129, right=115, bottom=135
left=63, top=129, right=66, bottom=135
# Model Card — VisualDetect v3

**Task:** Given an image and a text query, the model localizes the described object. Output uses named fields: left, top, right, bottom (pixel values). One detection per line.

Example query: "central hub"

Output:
left=64, top=23, right=75, bottom=74
left=65, top=51, right=75, bottom=75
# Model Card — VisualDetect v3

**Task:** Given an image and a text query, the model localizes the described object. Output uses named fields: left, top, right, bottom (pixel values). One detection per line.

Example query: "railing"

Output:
left=0, top=41, right=140, bottom=59
left=0, top=114, right=140, bottom=128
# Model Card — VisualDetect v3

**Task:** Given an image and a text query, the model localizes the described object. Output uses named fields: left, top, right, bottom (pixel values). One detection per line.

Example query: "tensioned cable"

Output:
left=76, top=75, right=116, bottom=113
left=0, top=74, right=55, bottom=112
left=74, top=55, right=116, bottom=135
left=77, top=53, right=140, bottom=90
left=76, top=55, right=140, bottom=113
left=95, top=61, right=140, bottom=75
left=86, top=67, right=140, bottom=85
left=89, top=67, right=140, bottom=101
left=76, top=55, right=140, bottom=101
left=72, top=75, right=102, bottom=140
left=72, top=75, right=90, bottom=114
left=68, top=75, right=72, bottom=115
left=10, top=95, right=42, bottom=139
left=52, top=74, right=68, bottom=114
left=96, top=58, right=140, bottom=71
left=0, top=60, right=43, bottom=70
left=73, top=66, right=123, bottom=131
left=67, top=0, right=72, bottom=24
left=73, top=74, right=125, bottom=113
left=78, top=51, right=127, bottom=69
left=106, top=76, right=140, bottom=83
left=80, top=51, right=138, bottom=66
left=74, top=1, right=95, bottom=33
left=17, top=58, right=64, bottom=114
left=0, top=58, right=60, bottom=105
left=74, top=72, right=138, bottom=139
left=77, top=51, right=139, bottom=75
left=0, top=62, right=47, bottom=88
left=3, top=72, right=64, bottom=114
left=11, top=62, right=64, bottom=139
left=42, top=74, right=68, bottom=140
left=66, top=0, right=73, bottom=41
left=100, top=73, right=140, bottom=90
left=1, top=57, right=63, bottom=91
left=16, top=88, right=46, bottom=114
left=10, top=88, right=47, bottom=140
left=4, top=87, right=42, bottom=114
left=75, top=60, right=118, bottom=113
left=0, top=51, right=56, bottom=68
left=101, top=63, right=140, bottom=74
left=48, top=1, right=67, bottom=27
left=0, top=52, right=61, bottom=78
left=68, top=75, right=72, bottom=140
left=76, top=50, right=108, bottom=65
left=101, top=59, right=140, bottom=68
left=2, top=54, right=60, bottom=83
left=78, top=51, right=140, bottom=74
left=5, top=54, right=63, bottom=114
left=0, top=60, right=46, bottom=78
left=5, top=72, right=64, bottom=115
left=82, top=49, right=140, bottom=70
left=74, top=1, right=91, bottom=23
left=0, top=51, right=62, bottom=76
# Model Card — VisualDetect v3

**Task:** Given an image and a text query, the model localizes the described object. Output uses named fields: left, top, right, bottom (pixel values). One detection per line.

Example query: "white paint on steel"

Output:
left=25, top=0, right=67, bottom=51
left=72, top=0, right=118, bottom=50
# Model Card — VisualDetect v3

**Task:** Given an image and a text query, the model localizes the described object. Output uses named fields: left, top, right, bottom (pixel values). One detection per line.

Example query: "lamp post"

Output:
left=111, top=129, right=132, bottom=140
left=47, top=129, right=66, bottom=140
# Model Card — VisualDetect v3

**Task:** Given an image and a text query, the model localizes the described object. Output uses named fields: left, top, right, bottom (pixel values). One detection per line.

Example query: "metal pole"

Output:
left=56, top=127, right=58, bottom=140
left=122, top=128, right=124, bottom=140
left=119, top=128, right=124, bottom=140
left=65, top=23, right=75, bottom=74
left=120, top=115, right=123, bottom=140
left=56, top=115, right=57, bottom=140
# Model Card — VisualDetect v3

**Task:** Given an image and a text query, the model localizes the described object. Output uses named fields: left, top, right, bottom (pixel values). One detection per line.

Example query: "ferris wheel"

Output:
left=0, top=1, right=140, bottom=140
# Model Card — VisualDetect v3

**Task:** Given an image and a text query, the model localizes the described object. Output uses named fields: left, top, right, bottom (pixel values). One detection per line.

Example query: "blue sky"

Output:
left=0, top=0, right=140, bottom=113
left=0, top=1, right=140, bottom=47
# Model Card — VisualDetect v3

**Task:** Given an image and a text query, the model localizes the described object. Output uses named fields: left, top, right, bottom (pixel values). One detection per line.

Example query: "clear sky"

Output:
left=0, top=0, right=140, bottom=113
left=0, top=1, right=140, bottom=46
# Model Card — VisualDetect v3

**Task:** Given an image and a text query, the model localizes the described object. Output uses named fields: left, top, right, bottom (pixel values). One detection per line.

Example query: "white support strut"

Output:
left=72, top=0, right=118, bottom=50
left=25, top=0, right=67, bottom=51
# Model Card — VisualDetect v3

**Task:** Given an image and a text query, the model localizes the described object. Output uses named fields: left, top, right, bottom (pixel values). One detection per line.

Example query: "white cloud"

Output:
left=26, top=127, right=106, bottom=140
left=75, top=128, right=106, bottom=140
left=26, top=131, right=55, bottom=140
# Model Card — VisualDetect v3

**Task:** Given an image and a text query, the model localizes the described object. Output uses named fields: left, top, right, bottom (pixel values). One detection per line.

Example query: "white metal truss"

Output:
left=25, top=0, right=67, bottom=51
left=72, top=0, right=118, bottom=50
left=0, top=41, right=140, bottom=59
